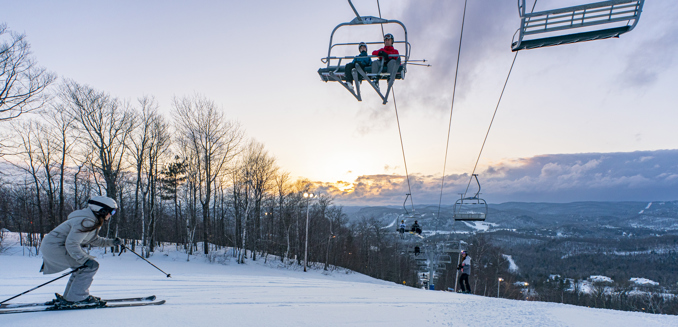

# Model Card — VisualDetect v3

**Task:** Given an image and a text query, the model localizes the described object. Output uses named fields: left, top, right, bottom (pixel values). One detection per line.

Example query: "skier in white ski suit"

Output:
left=40, top=196, right=122, bottom=304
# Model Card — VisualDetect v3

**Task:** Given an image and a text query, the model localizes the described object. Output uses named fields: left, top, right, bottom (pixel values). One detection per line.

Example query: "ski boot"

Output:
left=54, top=293, right=106, bottom=308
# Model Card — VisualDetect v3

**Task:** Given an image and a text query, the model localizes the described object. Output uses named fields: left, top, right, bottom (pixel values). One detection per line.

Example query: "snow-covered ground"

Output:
left=1, top=245, right=677, bottom=326
left=639, top=202, right=653, bottom=214
left=502, top=254, right=519, bottom=273
left=463, top=221, right=498, bottom=231
left=631, top=277, right=659, bottom=286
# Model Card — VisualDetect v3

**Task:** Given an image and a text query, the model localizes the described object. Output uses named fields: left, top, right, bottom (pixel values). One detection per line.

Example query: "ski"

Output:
left=0, top=295, right=156, bottom=309
left=0, top=299, right=165, bottom=315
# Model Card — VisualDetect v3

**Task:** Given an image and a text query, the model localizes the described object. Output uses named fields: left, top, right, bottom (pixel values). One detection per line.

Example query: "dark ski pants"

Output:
left=458, top=273, right=470, bottom=293
left=345, top=62, right=369, bottom=85
left=63, top=265, right=98, bottom=302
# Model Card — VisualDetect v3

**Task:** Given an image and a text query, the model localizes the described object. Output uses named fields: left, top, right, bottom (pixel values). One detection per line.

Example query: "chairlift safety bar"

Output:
left=322, top=16, right=410, bottom=70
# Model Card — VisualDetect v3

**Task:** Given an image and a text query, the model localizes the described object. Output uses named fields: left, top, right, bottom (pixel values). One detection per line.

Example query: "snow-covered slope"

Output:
left=1, top=247, right=676, bottom=327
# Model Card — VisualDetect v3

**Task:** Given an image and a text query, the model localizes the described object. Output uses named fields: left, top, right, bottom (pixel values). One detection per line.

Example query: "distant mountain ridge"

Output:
left=341, top=200, right=678, bottom=235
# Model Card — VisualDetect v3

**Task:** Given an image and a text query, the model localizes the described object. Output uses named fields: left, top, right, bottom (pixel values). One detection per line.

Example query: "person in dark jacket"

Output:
left=457, top=251, right=472, bottom=293
left=344, top=42, right=371, bottom=99
left=411, top=220, right=422, bottom=235
left=40, top=196, right=122, bottom=305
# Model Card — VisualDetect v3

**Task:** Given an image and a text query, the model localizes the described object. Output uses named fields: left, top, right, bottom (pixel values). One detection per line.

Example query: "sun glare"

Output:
left=333, top=181, right=355, bottom=193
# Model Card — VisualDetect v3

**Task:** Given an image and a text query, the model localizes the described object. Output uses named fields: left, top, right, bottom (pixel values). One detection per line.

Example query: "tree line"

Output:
left=0, top=23, right=427, bottom=285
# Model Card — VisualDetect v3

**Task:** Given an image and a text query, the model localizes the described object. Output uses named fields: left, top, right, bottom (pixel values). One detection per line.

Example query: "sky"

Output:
left=2, top=0, right=677, bottom=205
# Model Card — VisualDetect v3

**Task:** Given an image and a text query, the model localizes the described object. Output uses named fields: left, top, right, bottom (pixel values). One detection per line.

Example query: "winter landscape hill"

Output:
left=1, top=236, right=677, bottom=327
left=343, top=201, right=678, bottom=301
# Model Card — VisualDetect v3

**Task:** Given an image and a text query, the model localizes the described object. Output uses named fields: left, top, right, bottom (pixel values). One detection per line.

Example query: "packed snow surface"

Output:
left=589, top=275, right=614, bottom=283
left=630, top=277, right=659, bottom=286
left=462, top=221, right=497, bottom=231
left=502, top=254, right=519, bottom=273
left=1, top=247, right=677, bottom=326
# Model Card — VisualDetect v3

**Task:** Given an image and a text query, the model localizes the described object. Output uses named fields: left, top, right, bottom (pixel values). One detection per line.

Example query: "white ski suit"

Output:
left=40, top=208, right=115, bottom=301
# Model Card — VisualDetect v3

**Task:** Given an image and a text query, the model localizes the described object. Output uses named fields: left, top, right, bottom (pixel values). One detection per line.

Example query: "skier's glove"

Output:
left=83, top=259, right=99, bottom=269
left=112, top=237, right=123, bottom=246
left=378, top=50, right=388, bottom=59
left=457, top=264, right=462, bottom=270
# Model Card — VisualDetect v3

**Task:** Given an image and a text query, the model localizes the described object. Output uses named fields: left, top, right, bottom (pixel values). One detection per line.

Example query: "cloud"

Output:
left=319, top=149, right=678, bottom=205
left=621, top=29, right=678, bottom=88
left=620, top=3, right=678, bottom=88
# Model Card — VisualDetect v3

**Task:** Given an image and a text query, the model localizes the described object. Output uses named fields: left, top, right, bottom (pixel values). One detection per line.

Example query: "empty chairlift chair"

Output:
left=453, top=174, right=488, bottom=221
left=511, top=0, right=645, bottom=51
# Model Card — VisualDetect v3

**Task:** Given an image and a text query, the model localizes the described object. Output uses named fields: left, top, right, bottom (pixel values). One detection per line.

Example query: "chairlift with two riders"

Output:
left=318, top=1, right=414, bottom=104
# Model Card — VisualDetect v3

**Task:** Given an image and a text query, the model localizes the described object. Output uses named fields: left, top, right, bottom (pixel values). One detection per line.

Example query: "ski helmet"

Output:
left=358, top=42, right=367, bottom=51
left=384, top=33, right=394, bottom=41
left=88, top=196, right=118, bottom=216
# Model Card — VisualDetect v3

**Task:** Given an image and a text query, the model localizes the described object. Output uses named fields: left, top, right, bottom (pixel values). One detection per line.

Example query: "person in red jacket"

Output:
left=371, top=33, right=400, bottom=90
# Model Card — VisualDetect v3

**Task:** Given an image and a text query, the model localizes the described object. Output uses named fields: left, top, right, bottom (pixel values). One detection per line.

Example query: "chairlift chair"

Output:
left=318, top=13, right=410, bottom=104
left=453, top=174, right=488, bottom=221
left=511, top=0, right=644, bottom=51
left=439, top=255, right=453, bottom=264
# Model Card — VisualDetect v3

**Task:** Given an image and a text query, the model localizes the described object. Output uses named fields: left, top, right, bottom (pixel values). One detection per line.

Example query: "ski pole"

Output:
left=0, top=266, right=84, bottom=305
left=120, top=244, right=171, bottom=278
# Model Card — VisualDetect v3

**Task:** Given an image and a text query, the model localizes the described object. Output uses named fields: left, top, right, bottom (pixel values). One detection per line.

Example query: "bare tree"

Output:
left=42, top=103, right=77, bottom=223
left=61, top=80, right=136, bottom=198
left=0, top=24, right=56, bottom=122
left=32, top=120, right=58, bottom=231
left=173, top=94, right=243, bottom=254
left=144, top=107, right=170, bottom=255
left=241, top=140, right=277, bottom=261
left=127, top=96, right=169, bottom=256
left=274, top=171, right=292, bottom=264
left=9, top=120, right=45, bottom=241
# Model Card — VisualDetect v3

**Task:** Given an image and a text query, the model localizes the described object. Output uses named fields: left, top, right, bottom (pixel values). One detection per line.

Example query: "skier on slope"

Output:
left=40, top=196, right=122, bottom=305
left=457, top=251, right=471, bottom=293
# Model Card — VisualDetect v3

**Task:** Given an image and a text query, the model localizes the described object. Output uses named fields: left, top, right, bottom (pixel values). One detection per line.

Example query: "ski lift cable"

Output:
left=462, top=0, right=538, bottom=198
left=463, top=52, right=518, bottom=197
left=436, top=0, right=469, bottom=226
left=377, top=0, right=415, bottom=214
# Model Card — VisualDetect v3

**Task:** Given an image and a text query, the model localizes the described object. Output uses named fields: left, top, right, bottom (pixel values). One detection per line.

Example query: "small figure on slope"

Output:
left=40, top=196, right=122, bottom=306
left=457, top=251, right=472, bottom=294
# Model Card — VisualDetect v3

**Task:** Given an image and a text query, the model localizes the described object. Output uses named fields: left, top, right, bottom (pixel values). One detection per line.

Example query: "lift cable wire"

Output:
left=462, top=0, right=538, bottom=197
left=437, top=0, right=469, bottom=229
left=463, top=52, right=518, bottom=196
left=377, top=0, right=415, bottom=215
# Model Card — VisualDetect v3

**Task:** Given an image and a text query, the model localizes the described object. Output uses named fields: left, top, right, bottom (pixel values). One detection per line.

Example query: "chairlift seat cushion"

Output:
left=454, top=212, right=486, bottom=221
left=318, top=65, right=404, bottom=82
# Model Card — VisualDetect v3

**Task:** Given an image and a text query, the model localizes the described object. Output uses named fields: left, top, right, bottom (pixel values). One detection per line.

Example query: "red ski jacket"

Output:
left=372, top=46, right=399, bottom=61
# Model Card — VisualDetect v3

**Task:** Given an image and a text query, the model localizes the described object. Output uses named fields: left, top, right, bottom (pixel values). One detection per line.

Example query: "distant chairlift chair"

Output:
left=318, top=14, right=410, bottom=104
left=453, top=174, right=488, bottom=222
left=511, top=0, right=645, bottom=51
